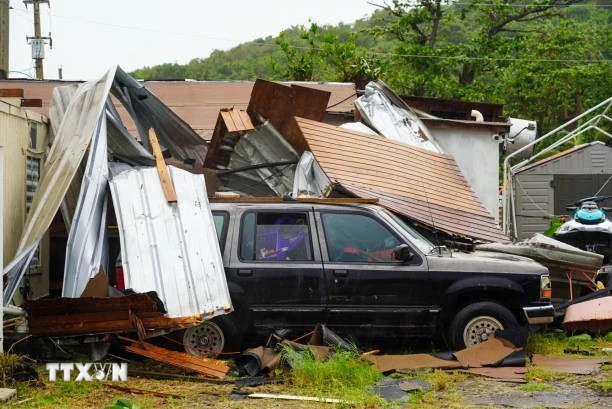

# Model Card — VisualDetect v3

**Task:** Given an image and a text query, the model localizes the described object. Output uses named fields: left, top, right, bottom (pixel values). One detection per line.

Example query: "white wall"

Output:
left=430, top=125, right=501, bottom=222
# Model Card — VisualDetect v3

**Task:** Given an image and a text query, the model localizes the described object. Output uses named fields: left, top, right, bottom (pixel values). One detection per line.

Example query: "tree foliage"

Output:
left=130, top=1, right=611, bottom=136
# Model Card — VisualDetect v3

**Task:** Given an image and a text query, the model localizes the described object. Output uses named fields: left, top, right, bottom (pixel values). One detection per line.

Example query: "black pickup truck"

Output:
left=183, top=201, right=554, bottom=355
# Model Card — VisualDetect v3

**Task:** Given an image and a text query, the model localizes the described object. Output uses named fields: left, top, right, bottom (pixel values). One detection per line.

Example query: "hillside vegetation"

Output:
left=131, top=1, right=611, bottom=137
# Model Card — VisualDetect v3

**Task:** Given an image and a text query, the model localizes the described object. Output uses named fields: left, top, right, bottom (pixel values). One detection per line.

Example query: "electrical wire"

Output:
left=31, top=8, right=610, bottom=65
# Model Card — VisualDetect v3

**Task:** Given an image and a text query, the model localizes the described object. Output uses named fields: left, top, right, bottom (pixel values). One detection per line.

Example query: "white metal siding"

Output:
left=109, top=166, right=232, bottom=319
left=0, top=99, right=50, bottom=300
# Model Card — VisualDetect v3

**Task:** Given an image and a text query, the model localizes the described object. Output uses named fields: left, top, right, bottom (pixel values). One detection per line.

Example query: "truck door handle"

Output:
left=333, top=269, right=348, bottom=277
left=237, top=269, right=252, bottom=276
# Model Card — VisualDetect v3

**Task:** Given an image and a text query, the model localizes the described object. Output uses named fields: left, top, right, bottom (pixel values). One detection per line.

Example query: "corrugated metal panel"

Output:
left=62, top=116, right=109, bottom=298
left=223, top=121, right=299, bottom=197
left=109, top=166, right=232, bottom=319
left=0, top=99, right=49, bottom=266
left=514, top=174, right=553, bottom=240
left=16, top=69, right=115, bottom=256
left=295, top=117, right=507, bottom=242
left=111, top=67, right=207, bottom=164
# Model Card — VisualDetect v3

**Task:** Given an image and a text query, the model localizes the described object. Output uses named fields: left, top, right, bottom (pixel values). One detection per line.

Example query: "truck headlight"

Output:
left=540, top=274, right=551, bottom=299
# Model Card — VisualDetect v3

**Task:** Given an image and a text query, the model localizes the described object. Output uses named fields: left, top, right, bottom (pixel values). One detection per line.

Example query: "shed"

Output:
left=513, top=141, right=612, bottom=239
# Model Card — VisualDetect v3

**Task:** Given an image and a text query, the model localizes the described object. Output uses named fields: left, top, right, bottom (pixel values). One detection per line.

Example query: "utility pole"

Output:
left=24, top=0, right=51, bottom=80
left=0, top=0, right=9, bottom=79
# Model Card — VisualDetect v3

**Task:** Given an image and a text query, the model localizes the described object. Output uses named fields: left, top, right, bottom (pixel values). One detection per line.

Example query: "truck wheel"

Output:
left=183, top=317, right=240, bottom=358
left=448, top=301, right=518, bottom=350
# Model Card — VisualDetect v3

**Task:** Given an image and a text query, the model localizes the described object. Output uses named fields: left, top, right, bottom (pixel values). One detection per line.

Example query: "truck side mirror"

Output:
left=394, top=244, right=413, bottom=262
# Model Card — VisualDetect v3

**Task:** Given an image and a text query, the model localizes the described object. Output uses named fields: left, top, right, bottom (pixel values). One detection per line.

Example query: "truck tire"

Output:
left=182, top=316, right=241, bottom=358
left=448, top=301, right=518, bottom=350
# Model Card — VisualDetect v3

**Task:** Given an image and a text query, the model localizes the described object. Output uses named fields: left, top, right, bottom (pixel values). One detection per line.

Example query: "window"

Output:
left=321, top=212, right=401, bottom=263
left=26, top=156, right=41, bottom=267
left=212, top=211, right=228, bottom=251
left=240, top=212, right=312, bottom=261
left=29, top=122, right=38, bottom=150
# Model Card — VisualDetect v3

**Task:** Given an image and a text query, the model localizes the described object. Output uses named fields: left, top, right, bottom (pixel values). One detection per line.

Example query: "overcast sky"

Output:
left=7, top=0, right=378, bottom=81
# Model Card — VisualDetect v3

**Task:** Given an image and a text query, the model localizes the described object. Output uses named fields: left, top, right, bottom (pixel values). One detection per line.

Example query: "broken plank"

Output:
left=247, top=393, right=341, bottom=403
left=148, top=128, right=177, bottom=203
left=125, top=340, right=229, bottom=379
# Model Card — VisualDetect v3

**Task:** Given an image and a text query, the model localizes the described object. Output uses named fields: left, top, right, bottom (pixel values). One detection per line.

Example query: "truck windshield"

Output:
left=379, top=209, right=434, bottom=254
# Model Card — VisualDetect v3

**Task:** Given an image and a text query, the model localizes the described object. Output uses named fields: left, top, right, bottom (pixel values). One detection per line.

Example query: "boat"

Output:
left=554, top=196, right=612, bottom=263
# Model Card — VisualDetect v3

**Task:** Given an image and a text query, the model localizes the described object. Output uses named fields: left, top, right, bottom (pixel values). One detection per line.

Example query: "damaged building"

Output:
left=1, top=68, right=569, bottom=360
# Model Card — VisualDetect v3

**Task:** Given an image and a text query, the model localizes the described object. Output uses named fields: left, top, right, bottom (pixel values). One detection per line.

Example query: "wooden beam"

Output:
left=0, top=89, right=24, bottom=98
left=20, top=98, right=43, bottom=107
left=148, top=128, right=177, bottom=203
left=209, top=196, right=379, bottom=204
left=124, top=339, right=229, bottom=378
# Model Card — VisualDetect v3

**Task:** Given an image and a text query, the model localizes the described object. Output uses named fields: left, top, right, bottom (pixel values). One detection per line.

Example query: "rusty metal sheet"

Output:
left=247, top=79, right=331, bottom=154
left=22, top=294, right=200, bottom=336
left=295, top=117, right=507, bottom=242
left=364, top=353, right=462, bottom=372
left=125, top=339, right=229, bottom=378
left=531, top=354, right=611, bottom=375
left=453, top=336, right=520, bottom=368
left=563, top=296, right=612, bottom=332
left=1, top=79, right=356, bottom=141
left=463, top=367, right=527, bottom=382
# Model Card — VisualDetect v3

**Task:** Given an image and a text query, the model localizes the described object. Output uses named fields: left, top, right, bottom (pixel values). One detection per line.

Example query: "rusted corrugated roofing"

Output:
left=0, top=80, right=356, bottom=140
left=295, top=117, right=507, bottom=242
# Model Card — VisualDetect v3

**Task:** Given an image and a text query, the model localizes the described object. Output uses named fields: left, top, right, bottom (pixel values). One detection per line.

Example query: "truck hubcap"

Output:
left=463, top=316, right=503, bottom=347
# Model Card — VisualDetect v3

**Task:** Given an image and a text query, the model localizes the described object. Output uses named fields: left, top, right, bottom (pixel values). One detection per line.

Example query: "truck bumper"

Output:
left=523, top=304, right=555, bottom=325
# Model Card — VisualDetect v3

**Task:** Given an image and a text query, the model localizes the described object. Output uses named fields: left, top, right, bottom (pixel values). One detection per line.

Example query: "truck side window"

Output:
left=321, top=212, right=400, bottom=263
left=240, top=212, right=313, bottom=262
left=212, top=211, right=228, bottom=252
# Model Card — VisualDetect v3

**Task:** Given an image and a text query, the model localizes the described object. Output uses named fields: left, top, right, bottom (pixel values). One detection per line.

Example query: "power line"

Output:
left=14, top=5, right=609, bottom=66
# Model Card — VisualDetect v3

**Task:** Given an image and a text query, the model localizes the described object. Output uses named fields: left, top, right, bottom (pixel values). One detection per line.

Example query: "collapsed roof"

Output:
left=4, top=66, right=231, bottom=322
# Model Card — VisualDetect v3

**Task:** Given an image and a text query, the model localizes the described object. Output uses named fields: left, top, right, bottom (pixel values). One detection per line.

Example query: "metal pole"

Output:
left=502, top=97, right=612, bottom=234
left=32, top=1, right=43, bottom=79
left=0, top=0, right=9, bottom=79
left=1, top=147, right=4, bottom=352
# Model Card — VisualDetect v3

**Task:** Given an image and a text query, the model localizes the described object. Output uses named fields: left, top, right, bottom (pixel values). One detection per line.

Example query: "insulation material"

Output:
left=109, top=166, right=232, bottom=318
left=292, top=151, right=332, bottom=198
left=355, top=80, right=441, bottom=152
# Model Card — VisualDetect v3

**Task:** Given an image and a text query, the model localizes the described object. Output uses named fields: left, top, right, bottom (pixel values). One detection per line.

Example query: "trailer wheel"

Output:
left=182, top=317, right=239, bottom=358
left=448, top=301, right=518, bottom=350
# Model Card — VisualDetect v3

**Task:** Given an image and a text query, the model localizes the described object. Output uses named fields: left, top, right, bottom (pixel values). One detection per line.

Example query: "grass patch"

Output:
left=281, top=346, right=383, bottom=406
left=591, top=380, right=612, bottom=394
left=521, top=382, right=556, bottom=392
left=525, top=366, right=556, bottom=382
left=404, top=370, right=466, bottom=408
left=527, top=332, right=611, bottom=356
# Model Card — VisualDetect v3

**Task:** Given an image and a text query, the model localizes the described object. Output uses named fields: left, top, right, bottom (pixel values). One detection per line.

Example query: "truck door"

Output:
left=225, top=207, right=326, bottom=335
left=317, top=210, right=436, bottom=337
